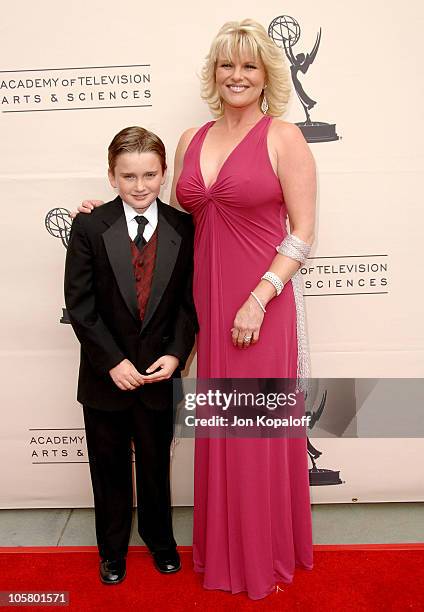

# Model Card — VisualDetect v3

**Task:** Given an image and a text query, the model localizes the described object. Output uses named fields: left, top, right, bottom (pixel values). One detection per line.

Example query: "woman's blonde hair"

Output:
left=200, top=19, right=291, bottom=117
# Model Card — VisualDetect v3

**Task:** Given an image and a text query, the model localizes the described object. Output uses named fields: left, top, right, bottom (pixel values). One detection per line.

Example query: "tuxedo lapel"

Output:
left=102, top=199, right=139, bottom=323
left=141, top=201, right=182, bottom=332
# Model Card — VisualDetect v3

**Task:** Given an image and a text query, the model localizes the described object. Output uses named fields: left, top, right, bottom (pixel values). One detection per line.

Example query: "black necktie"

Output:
left=134, top=215, right=149, bottom=251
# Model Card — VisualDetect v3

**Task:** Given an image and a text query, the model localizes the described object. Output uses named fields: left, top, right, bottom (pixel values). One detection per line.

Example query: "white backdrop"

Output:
left=1, top=0, right=423, bottom=507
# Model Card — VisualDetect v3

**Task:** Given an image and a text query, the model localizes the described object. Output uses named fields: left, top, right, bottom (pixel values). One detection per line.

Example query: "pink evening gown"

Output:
left=176, top=115, right=313, bottom=600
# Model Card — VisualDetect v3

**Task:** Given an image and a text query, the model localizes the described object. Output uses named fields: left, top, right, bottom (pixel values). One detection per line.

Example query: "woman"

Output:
left=174, top=19, right=315, bottom=600
left=79, top=19, right=316, bottom=600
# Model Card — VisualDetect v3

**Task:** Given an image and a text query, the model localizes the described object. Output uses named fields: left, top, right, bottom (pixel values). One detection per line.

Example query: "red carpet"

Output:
left=0, top=545, right=423, bottom=611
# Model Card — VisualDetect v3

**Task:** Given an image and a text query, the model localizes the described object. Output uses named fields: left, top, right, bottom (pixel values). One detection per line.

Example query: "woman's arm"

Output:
left=232, top=121, right=316, bottom=348
left=170, top=127, right=198, bottom=206
left=254, top=121, right=316, bottom=296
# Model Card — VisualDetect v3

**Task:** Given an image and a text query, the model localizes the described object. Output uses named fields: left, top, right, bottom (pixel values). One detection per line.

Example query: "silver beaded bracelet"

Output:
left=261, top=271, right=284, bottom=296
left=250, top=291, right=266, bottom=313
left=276, top=233, right=311, bottom=264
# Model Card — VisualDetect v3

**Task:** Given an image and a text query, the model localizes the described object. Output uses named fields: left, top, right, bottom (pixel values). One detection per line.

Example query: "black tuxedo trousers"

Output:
left=83, top=403, right=175, bottom=558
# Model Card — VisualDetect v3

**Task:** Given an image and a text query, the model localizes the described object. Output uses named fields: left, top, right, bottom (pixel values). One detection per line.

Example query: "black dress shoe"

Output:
left=152, top=549, right=181, bottom=574
left=99, top=558, right=126, bottom=584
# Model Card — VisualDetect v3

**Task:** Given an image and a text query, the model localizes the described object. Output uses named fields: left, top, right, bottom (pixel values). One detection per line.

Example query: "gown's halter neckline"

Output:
left=198, top=115, right=269, bottom=191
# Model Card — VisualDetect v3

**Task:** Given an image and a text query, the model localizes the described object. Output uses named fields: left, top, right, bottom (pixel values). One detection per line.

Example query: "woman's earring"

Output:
left=261, top=92, right=269, bottom=114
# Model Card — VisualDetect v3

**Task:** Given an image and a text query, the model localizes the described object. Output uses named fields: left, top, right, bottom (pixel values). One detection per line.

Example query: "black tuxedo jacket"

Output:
left=64, top=196, right=198, bottom=412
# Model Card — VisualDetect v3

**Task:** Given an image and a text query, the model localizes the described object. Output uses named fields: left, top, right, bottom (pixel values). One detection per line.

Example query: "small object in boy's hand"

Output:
left=144, top=366, right=163, bottom=375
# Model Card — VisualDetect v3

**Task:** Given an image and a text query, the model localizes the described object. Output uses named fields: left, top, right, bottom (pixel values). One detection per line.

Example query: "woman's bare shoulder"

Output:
left=269, top=118, right=315, bottom=181
left=181, top=126, right=199, bottom=139
left=177, top=126, right=200, bottom=150
left=269, top=118, right=305, bottom=143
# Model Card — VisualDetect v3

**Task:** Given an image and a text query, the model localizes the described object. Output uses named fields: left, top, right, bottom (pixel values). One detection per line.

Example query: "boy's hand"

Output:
left=109, top=359, right=144, bottom=391
left=142, top=355, right=180, bottom=383
left=70, top=200, right=104, bottom=219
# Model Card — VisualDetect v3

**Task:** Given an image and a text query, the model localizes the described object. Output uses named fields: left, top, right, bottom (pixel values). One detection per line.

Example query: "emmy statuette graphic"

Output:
left=306, top=389, right=343, bottom=485
left=45, top=208, right=73, bottom=324
left=268, top=15, right=339, bottom=143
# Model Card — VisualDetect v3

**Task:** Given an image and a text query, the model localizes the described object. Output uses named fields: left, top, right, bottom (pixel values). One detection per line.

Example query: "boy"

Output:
left=64, top=126, right=197, bottom=584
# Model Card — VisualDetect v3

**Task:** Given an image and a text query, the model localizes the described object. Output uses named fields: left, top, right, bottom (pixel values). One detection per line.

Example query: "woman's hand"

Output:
left=70, top=200, right=105, bottom=219
left=231, top=295, right=265, bottom=349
